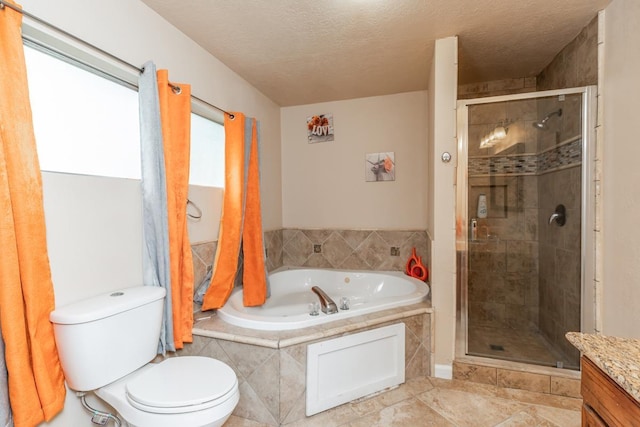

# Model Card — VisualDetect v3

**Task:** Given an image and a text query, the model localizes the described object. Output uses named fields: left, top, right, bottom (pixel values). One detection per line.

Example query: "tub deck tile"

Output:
left=193, top=301, right=432, bottom=350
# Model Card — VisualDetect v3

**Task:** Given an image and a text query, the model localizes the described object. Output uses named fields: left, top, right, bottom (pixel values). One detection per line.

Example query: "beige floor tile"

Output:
left=347, top=398, right=456, bottom=427
left=404, top=376, right=435, bottom=396
left=227, top=375, right=582, bottom=427
left=284, top=403, right=360, bottom=427
left=416, top=387, right=528, bottom=427
left=349, top=386, right=413, bottom=417
left=524, top=405, right=581, bottom=427
left=494, top=411, right=556, bottom=427
left=224, top=415, right=273, bottom=427
left=495, top=386, right=582, bottom=411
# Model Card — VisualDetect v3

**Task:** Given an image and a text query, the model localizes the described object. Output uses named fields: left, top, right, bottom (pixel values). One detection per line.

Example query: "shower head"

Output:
left=532, top=108, right=563, bottom=130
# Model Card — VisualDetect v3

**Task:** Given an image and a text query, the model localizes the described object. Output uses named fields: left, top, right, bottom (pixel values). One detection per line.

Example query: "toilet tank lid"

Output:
left=50, top=286, right=166, bottom=325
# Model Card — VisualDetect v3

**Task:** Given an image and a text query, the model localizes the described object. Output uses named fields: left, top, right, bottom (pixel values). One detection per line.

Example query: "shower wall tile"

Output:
left=469, top=301, right=506, bottom=328
left=458, top=77, right=537, bottom=100
left=468, top=173, right=539, bottom=330
left=537, top=138, right=582, bottom=174
left=503, top=273, right=527, bottom=306
left=506, top=241, right=538, bottom=273
left=537, top=16, right=598, bottom=91
left=538, top=165, right=581, bottom=368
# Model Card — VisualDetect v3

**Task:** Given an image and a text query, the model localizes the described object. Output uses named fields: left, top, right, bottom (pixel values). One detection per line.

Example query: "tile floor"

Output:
left=224, top=375, right=582, bottom=427
left=467, top=325, right=579, bottom=370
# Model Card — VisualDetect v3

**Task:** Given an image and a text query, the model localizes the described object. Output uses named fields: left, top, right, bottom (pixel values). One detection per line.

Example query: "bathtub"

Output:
left=217, top=268, right=430, bottom=331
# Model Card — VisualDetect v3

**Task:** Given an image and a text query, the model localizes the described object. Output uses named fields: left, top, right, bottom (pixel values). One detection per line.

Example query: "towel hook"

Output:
left=186, top=198, right=202, bottom=220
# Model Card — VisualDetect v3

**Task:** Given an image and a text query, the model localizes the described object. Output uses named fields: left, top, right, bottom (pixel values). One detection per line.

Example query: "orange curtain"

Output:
left=0, top=2, right=66, bottom=426
left=202, top=113, right=268, bottom=309
left=156, top=70, right=194, bottom=349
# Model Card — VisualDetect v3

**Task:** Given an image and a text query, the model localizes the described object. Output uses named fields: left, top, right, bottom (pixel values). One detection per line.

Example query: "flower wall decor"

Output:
left=365, top=152, right=395, bottom=182
left=306, top=113, right=334, bottom=143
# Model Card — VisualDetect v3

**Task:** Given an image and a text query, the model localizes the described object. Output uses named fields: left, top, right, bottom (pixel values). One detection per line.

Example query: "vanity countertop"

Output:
left=566, top=332, right=640, bottom=403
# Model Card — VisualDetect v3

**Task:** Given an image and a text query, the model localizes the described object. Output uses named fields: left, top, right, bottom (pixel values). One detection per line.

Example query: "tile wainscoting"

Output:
left=191, top=228, right=431, bottom=298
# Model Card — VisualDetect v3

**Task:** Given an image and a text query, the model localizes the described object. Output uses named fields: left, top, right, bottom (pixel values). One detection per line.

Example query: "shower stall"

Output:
left=456, top=87, right=596, bottom=370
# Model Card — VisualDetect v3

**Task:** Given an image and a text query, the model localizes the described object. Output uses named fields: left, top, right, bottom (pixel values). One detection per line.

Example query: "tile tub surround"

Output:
left=191, top=229, right=427, bottom=297
left=178, top=303, right=433, bottom=426
left=190, top=229, right=283, bottom=300
left=282, top=229, right=429, bottom=272
left=566, top=332, right=640, bottom=403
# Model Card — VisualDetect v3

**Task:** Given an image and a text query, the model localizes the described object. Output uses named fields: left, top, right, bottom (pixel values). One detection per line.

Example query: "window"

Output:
left=24, top=44, right=225, bottom=187
left=25, top=45, right=141, bottom=179
left=190, top=113, right=225, bottom=187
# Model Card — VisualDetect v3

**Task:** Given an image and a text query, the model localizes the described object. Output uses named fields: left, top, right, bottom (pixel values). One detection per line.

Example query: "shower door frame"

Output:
left=455, top=86, right=597, bottom=368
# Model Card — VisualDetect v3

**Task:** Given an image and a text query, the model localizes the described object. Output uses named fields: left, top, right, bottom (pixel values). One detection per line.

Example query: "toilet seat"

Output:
left=125, top=356, right=238, bottom=414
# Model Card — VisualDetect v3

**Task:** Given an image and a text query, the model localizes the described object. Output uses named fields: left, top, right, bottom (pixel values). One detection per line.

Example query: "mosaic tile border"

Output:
left=469, top=137, right=582, bottom=177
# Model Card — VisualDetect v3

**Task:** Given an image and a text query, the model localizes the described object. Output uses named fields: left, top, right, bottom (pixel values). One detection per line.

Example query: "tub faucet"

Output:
left=311, top=286, right=339, bottom=314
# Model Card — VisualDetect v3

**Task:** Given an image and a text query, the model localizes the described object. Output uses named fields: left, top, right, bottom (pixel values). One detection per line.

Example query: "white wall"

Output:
left=41, top=173, right=144, bottom=306
left=15, top=0, right=281, bottom=425
left=601, top=0, right=640, bottom=339
left=281, top=91, right=428, bottom=229
left=428, top=37, right=458, bottom=378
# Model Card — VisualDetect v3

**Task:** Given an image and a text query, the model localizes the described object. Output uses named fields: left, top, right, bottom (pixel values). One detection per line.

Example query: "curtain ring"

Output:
left=169, top=83, right=182, bottom=95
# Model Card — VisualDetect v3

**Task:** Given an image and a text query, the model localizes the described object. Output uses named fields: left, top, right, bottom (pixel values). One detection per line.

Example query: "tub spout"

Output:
left=311, top=286, right=339, bottom=314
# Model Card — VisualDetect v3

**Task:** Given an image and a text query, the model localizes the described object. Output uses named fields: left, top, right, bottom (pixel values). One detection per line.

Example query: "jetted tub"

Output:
left=217, top=268, right=430, bottom=331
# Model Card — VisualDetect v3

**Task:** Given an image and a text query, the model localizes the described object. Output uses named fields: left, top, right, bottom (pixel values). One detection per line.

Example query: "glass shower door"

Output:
left=461, top=91, right=585, bottom=370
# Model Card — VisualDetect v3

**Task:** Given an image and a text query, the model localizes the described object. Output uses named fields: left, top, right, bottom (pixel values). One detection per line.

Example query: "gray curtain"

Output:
left=0, top=319, right=13, bottom=427
left=139, top=61, right=175, bottom=354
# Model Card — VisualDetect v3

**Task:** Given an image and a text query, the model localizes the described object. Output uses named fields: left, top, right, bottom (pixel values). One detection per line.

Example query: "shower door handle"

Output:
left=549, top=204, right=566, bottom=226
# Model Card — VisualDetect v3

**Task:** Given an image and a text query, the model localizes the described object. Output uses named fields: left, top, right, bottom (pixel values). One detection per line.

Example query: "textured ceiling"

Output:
left=140, top=0, right=611, bottom=106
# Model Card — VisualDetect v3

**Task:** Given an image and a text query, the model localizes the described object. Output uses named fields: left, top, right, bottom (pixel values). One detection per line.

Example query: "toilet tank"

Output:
left=50, top=286, right=166, bottom=391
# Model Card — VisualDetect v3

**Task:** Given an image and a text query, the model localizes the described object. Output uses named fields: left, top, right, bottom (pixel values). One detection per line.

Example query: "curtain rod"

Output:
left=0, top=0, right=234, bottom=119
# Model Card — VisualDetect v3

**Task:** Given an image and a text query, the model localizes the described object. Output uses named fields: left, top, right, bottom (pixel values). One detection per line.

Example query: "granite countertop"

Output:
left=566, top=332, right=640, bottom=403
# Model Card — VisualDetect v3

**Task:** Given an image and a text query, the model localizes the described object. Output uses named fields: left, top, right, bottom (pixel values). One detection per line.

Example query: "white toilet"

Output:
left=50, top=286, right=239, bottom=427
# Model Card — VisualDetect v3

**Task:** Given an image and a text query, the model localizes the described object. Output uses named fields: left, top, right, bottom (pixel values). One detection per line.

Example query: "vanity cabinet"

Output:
left=581, top=356, right=640, bottom=426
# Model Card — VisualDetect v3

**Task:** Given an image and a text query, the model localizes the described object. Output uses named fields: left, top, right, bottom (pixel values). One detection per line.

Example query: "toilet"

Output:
left=50, top=286, right=239, bottom=427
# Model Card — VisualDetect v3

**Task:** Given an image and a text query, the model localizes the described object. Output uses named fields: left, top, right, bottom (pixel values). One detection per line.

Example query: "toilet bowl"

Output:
left=49, top=286, right=240, bottom=427
left=95, top=356, right=239, bottom=427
